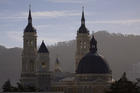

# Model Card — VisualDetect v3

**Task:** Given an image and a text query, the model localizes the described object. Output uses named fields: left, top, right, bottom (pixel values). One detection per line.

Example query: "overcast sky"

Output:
left=0, top=0, right=140, bottom=48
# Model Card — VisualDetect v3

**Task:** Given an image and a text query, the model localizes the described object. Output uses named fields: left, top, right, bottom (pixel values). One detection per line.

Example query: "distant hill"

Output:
left=1, top=31, right=140, bottom=89
left=0, top=46, right=22, bottom=90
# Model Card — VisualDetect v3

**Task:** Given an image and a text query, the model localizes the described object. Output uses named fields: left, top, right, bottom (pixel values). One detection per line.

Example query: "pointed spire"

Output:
left=38, top=40, right=49, bottom=53
left=54, top=57, right=62, bottom=72
left=120, top=72, right=128, bottom=82
left=77, top=6, right=89, bottom=33
left=56, top=57, right=60, bottom=64
left=90, top=34, right=97, bottom=53
left=24, top=5, right=36, bottom=32
left=81, top=6, right=85, bottom=25
left=28, top=4, right=32, bottom=24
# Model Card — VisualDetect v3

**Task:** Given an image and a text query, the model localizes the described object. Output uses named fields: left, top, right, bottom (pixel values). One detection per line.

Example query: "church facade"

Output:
left=21, top=7, right=112, bottom=93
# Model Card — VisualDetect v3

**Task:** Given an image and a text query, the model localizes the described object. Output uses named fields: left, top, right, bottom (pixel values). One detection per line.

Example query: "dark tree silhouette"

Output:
left=106, top=72, right=140, bottom=93
left=2, top=79, right=12, bottom=92
left=2, top=80, right=38, bottom=92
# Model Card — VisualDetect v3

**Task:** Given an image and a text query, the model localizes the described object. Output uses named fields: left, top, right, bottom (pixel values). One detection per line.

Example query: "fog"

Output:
left=0, top=31, right=140, bottom=89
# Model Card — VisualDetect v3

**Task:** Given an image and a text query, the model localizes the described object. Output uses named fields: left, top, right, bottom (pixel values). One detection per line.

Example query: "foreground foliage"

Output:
left=2, top=80, right=38, bottom=92
left=106, top=72, right=140, bottom=93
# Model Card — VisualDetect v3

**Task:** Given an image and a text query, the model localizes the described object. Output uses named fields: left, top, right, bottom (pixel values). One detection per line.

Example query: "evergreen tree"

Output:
left=2, top=80, right=38, bottom=92
left=2, top=79, right=12, bottom=92
left=106, top=72, right=140, bottom=93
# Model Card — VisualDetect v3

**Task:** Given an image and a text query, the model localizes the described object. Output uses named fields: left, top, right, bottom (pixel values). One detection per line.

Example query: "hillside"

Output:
left=0, top=31, right=140, bottom=88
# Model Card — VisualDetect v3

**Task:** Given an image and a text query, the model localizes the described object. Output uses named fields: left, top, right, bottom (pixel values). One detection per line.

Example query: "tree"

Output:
left=2, top=79, right=12, bottom=92
left=106, top=72, right=140, bottom=93
left=2, top=80, right=38, bottom=92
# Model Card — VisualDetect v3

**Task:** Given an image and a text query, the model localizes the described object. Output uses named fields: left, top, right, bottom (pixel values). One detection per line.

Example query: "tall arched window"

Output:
left=29, top=60, right=34, bottom=72
left=41, top=62, right=46, bottom=68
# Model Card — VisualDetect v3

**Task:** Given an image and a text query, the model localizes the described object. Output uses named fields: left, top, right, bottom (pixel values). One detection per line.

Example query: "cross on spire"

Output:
left=82, top=6, right=84, bottom=11
left=29, top=4, right=31, bottom=10
left=28, top=4, right=32, bottom=24
left=81, top=6, right=85, bottom=25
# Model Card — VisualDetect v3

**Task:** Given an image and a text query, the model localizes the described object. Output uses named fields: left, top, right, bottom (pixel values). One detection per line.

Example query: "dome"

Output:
left=76, top=34, right=111, bottom=74
left=76, top=52, right=111, bottom=74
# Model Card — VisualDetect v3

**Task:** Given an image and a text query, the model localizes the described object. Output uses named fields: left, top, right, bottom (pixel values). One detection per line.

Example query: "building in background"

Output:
left=21, top=7, right=112, bottom=93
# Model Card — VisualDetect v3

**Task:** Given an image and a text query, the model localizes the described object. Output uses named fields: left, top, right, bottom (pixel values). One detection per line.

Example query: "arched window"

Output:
left=30, top=40, right=33, bottom=46
left=84, top=46, right=86, bottom=48
left=29, top=60, right=34, bottom=72
left=84, top=42, right=86, bottom=44
left=41, top=62, right=46, bottom=68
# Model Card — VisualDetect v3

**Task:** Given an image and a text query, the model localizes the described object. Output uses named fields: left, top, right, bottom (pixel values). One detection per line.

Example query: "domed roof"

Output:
left=76, top=52, right=111, bottom=74
left=76, top=34, right=111, bottom=74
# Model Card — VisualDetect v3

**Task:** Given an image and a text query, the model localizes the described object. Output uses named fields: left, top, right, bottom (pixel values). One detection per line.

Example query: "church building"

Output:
left=20, top=7, right=112, bottom=93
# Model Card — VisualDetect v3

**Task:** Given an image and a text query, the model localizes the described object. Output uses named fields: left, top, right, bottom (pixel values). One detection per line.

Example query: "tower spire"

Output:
left=28, top=4, right=32, bottom=24
left=81, top=6, right=85, bottom=25
left=38, top=41, right=49, bottom=53
left=24, top=4, right=36, bottom=32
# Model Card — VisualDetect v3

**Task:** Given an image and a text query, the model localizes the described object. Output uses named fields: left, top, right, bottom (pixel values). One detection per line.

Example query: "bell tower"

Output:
left=75, top=7, right=90, bottom=71
left=21, top=6, right=37, bottom=86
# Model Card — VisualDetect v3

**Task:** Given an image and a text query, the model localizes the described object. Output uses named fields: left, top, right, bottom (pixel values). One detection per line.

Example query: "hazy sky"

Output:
left=0, top=0, right=140, bottom=48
